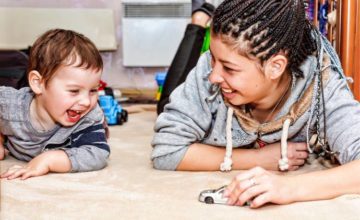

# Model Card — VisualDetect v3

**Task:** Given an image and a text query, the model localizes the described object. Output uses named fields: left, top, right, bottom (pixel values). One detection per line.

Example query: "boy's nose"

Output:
left=79, top=94, right=91, bottom=107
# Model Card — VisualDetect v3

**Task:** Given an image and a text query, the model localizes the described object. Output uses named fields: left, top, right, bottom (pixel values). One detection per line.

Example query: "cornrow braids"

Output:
left=212, top=0, right=317, bottom=77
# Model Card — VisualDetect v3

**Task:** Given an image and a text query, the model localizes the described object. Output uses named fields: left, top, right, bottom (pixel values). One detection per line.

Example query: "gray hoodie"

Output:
left=151, top=36, right=360, bottom=170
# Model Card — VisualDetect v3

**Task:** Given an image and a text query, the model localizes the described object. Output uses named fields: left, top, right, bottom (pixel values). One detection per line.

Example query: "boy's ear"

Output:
left=28, top=70, right=44, bottom=94
left=264, top=54, right=288, bottom=80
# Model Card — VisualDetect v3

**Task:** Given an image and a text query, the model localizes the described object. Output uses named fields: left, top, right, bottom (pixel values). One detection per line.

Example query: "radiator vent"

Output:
left=123, top=3, right=191, bottom=18
left=122, top=1, right=191, bottom=66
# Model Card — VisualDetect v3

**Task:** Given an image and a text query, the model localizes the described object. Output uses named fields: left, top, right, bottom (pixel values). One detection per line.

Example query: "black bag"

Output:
left=0, top=50, right=29, bottom=89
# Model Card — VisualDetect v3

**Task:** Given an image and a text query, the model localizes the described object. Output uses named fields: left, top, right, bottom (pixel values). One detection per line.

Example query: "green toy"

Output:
left=201, top=27, right=211, bottom=54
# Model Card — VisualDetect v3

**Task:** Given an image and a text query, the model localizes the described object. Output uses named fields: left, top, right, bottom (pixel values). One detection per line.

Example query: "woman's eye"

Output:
left=223, top=66, right=234, bottom=72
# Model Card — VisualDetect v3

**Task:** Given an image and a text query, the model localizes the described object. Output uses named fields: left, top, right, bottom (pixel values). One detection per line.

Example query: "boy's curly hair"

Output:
left=212, top=0, right=317, bottom=77
left=27, top=29, right=103, bottom=86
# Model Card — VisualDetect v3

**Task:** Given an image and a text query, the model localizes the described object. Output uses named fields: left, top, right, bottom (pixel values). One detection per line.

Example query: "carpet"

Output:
left=1, top=107, right=360, bottom=219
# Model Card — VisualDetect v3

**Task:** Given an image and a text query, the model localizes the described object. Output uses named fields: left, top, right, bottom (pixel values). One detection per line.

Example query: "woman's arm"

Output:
left=177, top=141, right=309, bottom=171
left=224, top=160, right=360, bottom=208
left=292, top=159, right=360, bottom=201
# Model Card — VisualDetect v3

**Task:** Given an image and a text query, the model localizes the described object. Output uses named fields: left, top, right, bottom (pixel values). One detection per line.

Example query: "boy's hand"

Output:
left=0, top=150, right=71, bottom=180
left=256, top=142, right=309, bottom=171
left=1, top=156, right=50, bottom=180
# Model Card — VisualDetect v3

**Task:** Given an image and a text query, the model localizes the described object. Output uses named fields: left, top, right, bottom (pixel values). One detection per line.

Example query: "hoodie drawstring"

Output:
left=278, top=118, right=291, bottom=171
left=220, top=107, right=234, bottom=171
left=220, top=107, right=292, bottom=172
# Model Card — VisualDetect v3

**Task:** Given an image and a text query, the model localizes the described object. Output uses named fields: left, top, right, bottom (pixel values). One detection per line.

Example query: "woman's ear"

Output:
left=28, top=70, right=44, bottom=94
left=264, top=54, right=288, bottom=80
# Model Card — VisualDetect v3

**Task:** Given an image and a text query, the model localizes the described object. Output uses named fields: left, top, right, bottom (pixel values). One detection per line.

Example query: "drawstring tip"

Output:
left=278, top=158, right=289, bottom=171
left=220, top=157, right=233, bottom=172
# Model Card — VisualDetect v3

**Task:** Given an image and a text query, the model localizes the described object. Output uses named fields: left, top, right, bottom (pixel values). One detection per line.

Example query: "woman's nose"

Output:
left=208, top=65, right=224, bottom=84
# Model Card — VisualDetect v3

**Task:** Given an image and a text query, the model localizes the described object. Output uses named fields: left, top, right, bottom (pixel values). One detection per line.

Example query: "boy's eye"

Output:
left=69, top=90, right=79, bottom=94
left=90, top=89, right=98, bottom=93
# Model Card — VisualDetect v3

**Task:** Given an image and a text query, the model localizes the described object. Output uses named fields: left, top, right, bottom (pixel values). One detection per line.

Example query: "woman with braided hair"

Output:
left=152, top=0, right=360, bottom=207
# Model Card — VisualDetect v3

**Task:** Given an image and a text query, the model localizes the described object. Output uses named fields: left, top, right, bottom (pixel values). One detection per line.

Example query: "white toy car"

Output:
left=198, top=185, right=228, bottom=204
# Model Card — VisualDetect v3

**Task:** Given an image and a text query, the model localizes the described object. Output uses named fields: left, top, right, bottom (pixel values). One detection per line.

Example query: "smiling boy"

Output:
left=0, top=29, right=110, bottom=180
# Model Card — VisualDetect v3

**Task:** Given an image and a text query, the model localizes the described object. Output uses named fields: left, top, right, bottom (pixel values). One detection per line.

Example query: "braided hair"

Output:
left=212, top=0, right=317, bottom=77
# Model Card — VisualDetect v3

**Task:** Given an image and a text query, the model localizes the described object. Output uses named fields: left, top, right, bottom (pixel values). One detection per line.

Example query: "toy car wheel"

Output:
left=205, top=197, right=214, bottom=204
left=117, top=112, right=123, bottom=125
left=121, top=110, right=128, bottom=122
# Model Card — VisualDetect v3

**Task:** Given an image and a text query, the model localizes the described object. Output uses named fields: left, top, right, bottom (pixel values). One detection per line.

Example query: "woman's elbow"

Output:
left=152, top=157, right=176, bottom=171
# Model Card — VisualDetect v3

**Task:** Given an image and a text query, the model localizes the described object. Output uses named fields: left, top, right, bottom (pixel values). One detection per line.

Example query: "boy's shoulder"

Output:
left=0, top=87, right=33, bottom=125
left=0, top=86, right=33, bottom=108
left=0, top=86, right=31, bottom=97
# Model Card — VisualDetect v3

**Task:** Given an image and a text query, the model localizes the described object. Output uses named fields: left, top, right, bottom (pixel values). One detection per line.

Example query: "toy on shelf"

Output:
left=99, top=95, right=128, bottom=125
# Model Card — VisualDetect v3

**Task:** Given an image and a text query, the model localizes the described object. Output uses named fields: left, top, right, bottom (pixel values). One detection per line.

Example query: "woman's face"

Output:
left=208, top=34, right=274, bottom=107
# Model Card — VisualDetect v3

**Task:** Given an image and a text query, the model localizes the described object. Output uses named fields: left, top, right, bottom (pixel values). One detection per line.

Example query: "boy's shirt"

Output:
left=0, top=86, right=110, bottom=172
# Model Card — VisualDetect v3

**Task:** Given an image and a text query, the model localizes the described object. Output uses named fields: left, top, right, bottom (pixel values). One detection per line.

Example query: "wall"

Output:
left=0, top=0, right=168, bottom=99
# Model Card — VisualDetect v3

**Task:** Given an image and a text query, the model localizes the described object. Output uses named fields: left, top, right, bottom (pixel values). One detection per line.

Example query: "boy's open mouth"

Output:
left=67, top=110, right=82, bottom=123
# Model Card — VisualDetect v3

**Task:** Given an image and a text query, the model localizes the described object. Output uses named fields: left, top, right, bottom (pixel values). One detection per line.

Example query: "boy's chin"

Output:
left=59, top=119, right=78, bottom=127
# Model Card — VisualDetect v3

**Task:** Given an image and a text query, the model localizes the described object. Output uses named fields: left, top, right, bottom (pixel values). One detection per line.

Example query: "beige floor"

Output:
left=1, top=107, right=360, bottom=219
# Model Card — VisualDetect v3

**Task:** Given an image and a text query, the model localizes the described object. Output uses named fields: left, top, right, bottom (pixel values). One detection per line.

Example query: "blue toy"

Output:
left=155, top=72, right=167, bottom=101
left=99, top=95, right=128, bottom=125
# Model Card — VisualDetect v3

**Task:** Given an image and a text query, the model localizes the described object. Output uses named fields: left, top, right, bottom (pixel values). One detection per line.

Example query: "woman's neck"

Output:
left=248, top=74, right=292, bottom=123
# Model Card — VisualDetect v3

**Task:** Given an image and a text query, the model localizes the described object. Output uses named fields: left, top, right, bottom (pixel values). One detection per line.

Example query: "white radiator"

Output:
left=122, top=0, right=191, bottom=67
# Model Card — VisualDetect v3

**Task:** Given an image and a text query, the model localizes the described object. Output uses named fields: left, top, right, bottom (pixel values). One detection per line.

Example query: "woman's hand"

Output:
left=224, top=166, right=297, bottom=208
left=257, top=142, right=309, bottom=171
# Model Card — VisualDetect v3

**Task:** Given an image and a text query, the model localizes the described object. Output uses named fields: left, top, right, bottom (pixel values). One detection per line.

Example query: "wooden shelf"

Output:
left=307, top=0, right=360, bottom=100
left=337, top=0, right=360, bottom=99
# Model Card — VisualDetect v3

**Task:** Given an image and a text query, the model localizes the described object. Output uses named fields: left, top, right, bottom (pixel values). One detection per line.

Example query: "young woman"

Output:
left=152, top=0, right=360, bottom=208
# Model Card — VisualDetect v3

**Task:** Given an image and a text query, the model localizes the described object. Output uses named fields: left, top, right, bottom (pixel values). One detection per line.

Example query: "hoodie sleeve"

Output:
left=64, top=106, right=110, bottom=172
left=322, top=69, right=360, bottom=164
left=151, top=53, right=215, bottom=170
